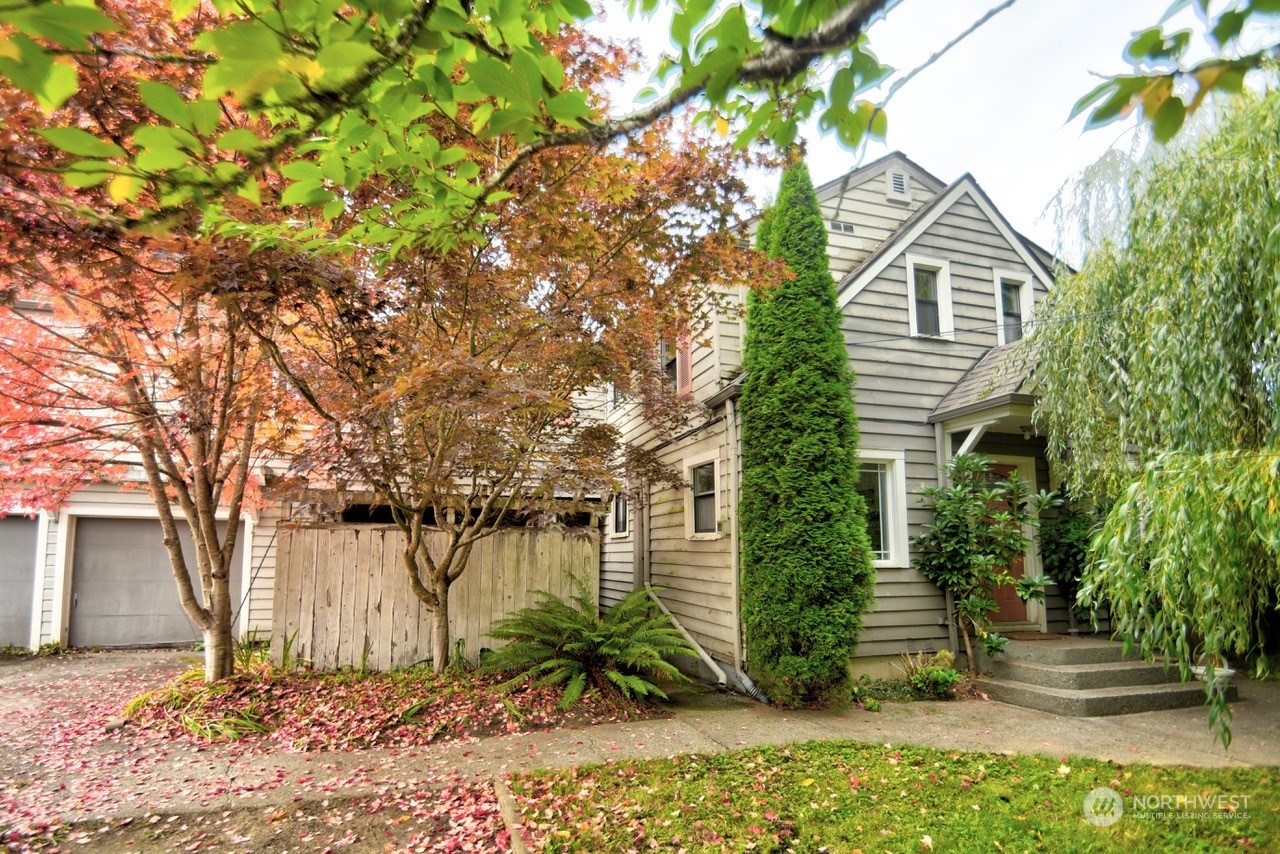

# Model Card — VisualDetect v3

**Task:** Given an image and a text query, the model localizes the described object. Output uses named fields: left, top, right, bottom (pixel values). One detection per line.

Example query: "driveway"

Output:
left=2, top=650, right=1277, bottom=850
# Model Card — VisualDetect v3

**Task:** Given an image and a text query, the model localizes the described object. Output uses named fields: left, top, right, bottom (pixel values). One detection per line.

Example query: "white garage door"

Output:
left=0, top=516, right=38, bottom=647
left=69, top=518, right=244, bottom=648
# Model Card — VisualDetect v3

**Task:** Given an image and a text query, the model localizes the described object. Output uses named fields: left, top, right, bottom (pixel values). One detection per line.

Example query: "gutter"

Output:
left=647, top=587, right=727, bottom=690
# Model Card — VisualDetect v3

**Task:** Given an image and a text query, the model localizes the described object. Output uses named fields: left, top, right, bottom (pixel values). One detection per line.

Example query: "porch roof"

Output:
left=929, top=342, right=1037, bottom=424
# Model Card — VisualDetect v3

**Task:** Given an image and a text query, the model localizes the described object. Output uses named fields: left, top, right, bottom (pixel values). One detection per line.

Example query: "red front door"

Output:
left=989, top=463, right=1028, bottom=624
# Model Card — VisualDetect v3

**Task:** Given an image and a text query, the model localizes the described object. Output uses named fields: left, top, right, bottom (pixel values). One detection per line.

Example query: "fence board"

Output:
left=375, top=533, right=396, bottom=671
left=294, top=529, right=318, bottom=664
left=272, top=525, right=599, bottom=671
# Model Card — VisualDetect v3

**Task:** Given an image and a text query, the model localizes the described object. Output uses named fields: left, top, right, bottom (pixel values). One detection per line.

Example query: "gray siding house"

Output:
left=603, top=153, right=1073, bottom=682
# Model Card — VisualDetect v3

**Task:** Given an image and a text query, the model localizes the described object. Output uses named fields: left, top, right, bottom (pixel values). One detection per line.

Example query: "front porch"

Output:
left=929, top=342, right=1073, bottom=638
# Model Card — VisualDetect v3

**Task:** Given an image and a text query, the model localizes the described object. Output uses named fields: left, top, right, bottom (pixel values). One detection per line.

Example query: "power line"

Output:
left=847, top=304, right=1155, bottom=348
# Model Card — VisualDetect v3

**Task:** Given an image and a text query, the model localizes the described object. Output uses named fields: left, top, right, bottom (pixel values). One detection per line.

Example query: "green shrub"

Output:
left=739, top=160, right=876, bottom=708
left=897, top=649, right=964, bottom=699
left=914, top=454, right=1057, bottom=676
left=1038, top=497, right=1106, bottom=618
left=483, top=585, right=697, bottom=708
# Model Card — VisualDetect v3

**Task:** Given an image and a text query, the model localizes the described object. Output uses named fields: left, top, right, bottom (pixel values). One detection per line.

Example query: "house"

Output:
left=601, top=153, right=1076, bottom=683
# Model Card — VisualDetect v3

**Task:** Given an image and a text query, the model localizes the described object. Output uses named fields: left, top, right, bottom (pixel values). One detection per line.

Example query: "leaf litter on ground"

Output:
left=0, top=650, right=664, bottom=851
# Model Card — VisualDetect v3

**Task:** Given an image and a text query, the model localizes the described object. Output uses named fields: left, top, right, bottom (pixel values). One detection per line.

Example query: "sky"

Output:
left=598, top=0, right=1192, bottom=256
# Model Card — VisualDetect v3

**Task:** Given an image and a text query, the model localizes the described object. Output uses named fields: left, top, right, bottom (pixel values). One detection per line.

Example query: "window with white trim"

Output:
left=992, top=269, right=1033, bottom=345
left=905, top=255, right=953, bottom=339
left=856, top=450, right=909, bottom=567
left=690, top=463, right=716, bottom=533
left=659, top=336, right=693, bottom=395
left=683, top=451, right=721, bottom=538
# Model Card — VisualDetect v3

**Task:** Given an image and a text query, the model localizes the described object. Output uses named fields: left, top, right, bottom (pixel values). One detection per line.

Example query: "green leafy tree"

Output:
left=0, top=0, right=896, bottom=248
left=738, top=160, right=874, bottom=708
left=913, top=455, right=1053, bottom=677
left=1033, top=90, right=1280, bottom=747
left=1075, top=0, right=1280, bottom=143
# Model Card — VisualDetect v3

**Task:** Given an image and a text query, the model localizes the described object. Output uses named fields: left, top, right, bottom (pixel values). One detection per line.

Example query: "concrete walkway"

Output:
left=2, top=650, right=1277, bottom=827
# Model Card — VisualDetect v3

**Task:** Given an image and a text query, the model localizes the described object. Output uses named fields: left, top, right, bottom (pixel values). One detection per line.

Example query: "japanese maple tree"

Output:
left=250, top=49, right=773, bottom=671
left=0, top=0, right=313, bottom=681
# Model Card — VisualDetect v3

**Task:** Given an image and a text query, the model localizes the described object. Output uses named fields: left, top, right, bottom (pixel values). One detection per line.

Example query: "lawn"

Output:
left=510, top=741, right=1274, bottom=852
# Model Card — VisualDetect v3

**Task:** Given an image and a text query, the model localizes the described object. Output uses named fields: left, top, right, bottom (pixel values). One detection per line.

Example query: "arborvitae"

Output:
left=739, top=161, right=876, bottom=707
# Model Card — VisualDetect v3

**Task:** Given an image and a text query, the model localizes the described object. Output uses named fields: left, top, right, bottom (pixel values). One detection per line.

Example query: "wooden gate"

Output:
left=270, top=524, right=598, bottom=670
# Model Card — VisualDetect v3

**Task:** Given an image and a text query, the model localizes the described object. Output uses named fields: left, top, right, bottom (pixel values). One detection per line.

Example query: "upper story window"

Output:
left=612, top=493, right=629, bottom=535
left=914, top=268, right=940, bottom=336
left=993, top=270, right=1032, bottom=345
left=659, top=335, right=694, bottom=395
left=886, top=169, right=911, bottom=202
left=829, top=219, right=855, bottom=235
left=905, top=254, right=953, bottom=339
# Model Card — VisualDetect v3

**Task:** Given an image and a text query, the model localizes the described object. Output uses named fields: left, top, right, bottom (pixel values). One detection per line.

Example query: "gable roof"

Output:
left=814, top=151, right=946, bottom=203
left=929, top=342, right=1037, bottom=423
left=834, top=173, right=1056, bottom=309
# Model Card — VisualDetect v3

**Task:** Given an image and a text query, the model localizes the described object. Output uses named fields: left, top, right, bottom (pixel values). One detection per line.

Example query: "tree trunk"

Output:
left=204, top=624, right=235, bottom=681
left=203, top=562, right=235, bottom=681
left=961, top=621, right=976, bottom=679
left=431, top=582, right=450, bottom=674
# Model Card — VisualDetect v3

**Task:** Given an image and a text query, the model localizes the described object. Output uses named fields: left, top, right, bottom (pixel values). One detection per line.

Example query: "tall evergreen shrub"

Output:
left=739, top=161, right=876, bottom=707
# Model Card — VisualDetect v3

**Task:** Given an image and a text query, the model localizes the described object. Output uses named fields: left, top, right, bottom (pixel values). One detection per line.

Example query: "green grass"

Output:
left=511, top=740, right=1274, bottom=852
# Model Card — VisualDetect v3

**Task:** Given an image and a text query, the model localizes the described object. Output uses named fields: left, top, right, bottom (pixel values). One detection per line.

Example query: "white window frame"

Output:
left=684, top=449, right=722, bottom=540
left=905, top=254, right=954, bottom=339
left=992, top=268, right=1033, bottom=346
left=886, top=168, right=912, bottom=202
left=858, top=449, right=909, bottom=568
left=608, top=492, right=630, bottom=539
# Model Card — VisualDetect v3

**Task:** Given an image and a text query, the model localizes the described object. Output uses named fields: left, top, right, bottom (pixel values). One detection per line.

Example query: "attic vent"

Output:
left=887, top=169, right=911, bottom=201
left=829, top=219, right=855, bottom=235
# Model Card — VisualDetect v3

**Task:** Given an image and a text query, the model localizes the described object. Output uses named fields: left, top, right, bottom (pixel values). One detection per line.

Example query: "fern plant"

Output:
left=482, top=585, right=697, bottom=708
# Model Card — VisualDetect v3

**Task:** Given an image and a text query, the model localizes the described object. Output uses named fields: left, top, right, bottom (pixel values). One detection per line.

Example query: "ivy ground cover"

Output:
left=511, top=741, right=1275, bottom=852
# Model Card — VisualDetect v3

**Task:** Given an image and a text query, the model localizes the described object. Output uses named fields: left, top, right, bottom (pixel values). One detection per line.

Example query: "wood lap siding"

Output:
left=272, top=525, right=599, bottom=671
left=647, top=431, right=737, bottom=662
left=599, top=534, right=633, bottom=610
left=843, top=191, right=1046, bottom=659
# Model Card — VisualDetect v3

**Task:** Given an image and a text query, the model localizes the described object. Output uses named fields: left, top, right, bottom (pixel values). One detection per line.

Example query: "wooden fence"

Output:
left=270, top=524, right=599, bottom=671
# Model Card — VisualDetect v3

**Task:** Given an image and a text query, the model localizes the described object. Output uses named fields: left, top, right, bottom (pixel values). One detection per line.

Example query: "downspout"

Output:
left=638, top=476, right=727, bottom=691
left=726, top=396, right=769, bottom=705
left=936, top=423, right=960, bottom=656
left=647, top=587, right=726, bottom=690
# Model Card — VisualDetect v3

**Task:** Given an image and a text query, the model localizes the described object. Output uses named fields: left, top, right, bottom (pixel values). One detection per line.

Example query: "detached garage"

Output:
left=68, top=518, right=244, bottom=648
left=0, top=515, right=39, bottom=647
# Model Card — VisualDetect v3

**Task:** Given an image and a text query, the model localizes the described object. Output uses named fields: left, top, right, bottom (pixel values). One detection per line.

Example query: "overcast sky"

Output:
left=600, top=0, right=1191, bottom=255
left=830, top=0, right=1176, bottom=253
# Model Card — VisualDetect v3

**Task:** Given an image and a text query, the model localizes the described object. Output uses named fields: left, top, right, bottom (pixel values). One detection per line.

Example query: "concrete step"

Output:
left=975, top=677, right=1237, bottom=717
left=979, top=637, right=1139, bottom=667
left=985, top=658, right=1180, bottom=691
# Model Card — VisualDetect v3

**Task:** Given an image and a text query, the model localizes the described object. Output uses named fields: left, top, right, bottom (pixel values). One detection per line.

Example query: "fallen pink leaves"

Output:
left=0, top=651, right=667, bottom=852
left=129, top=665, right=664, bottom=753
